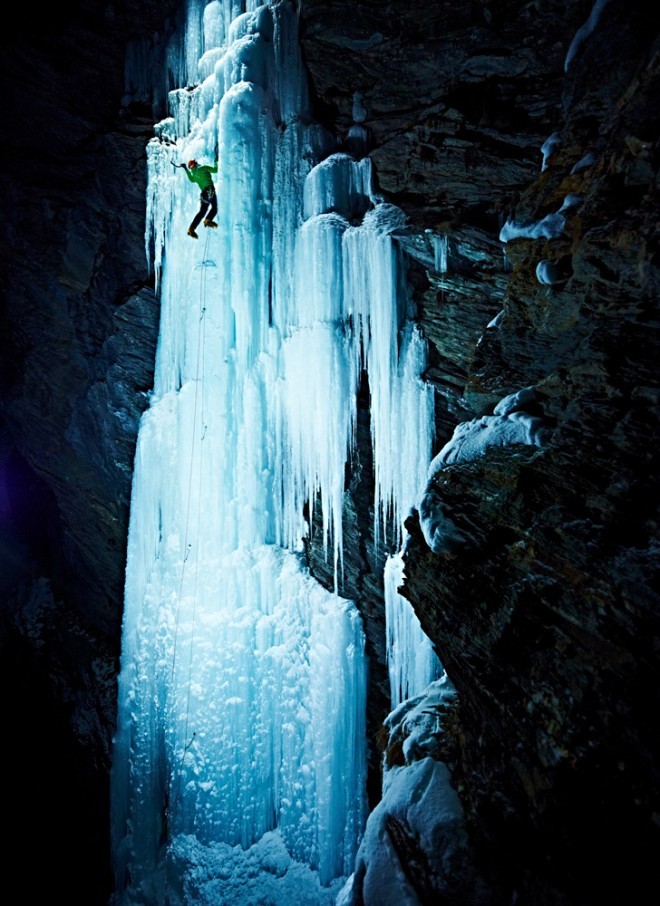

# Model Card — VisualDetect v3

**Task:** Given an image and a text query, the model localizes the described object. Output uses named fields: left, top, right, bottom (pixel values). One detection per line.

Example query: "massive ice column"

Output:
left=111, top=1, right=436, bottom=903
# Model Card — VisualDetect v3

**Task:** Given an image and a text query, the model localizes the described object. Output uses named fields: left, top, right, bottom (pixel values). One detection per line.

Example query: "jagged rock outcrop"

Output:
left=300, top=0, right=589, bottom=438
left=300, top=0, right=594, bottom=819
left=302, top=0, right=659, bottom=902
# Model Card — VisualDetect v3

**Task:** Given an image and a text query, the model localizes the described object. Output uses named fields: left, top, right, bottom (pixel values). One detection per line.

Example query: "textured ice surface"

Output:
left=112, top=1, right=435, bottom=901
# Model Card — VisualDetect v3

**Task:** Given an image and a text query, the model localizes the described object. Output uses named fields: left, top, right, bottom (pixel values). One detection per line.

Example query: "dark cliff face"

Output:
left=0, top=2, right=178, bottom=901
left=0, top=1, right=657, bottom=904
left=300, top=0, right=660, bottom=902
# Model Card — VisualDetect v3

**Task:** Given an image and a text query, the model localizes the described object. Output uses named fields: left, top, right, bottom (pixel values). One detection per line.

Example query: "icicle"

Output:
left=343, top=205, right=433, bottom=551
left=385, top=552, right=443, bottom=708
left=112, top=3, right=370, bottom=902
left=432, top=233, right=448, bottom=274
left=112, top=0, right=437, bottom=900
left=303, top=154, right=375, bottom=221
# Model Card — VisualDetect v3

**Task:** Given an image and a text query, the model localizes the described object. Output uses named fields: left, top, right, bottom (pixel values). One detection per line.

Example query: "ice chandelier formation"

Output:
left=111, top=1, right=436, bottom=902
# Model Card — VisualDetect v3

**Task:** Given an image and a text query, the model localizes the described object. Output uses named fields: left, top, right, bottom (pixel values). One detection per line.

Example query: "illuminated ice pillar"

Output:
left=111, top=3, right=368, bottom=902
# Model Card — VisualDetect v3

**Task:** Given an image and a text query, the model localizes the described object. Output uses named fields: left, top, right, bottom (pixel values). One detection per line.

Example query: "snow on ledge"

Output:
left=419, top=388, right=550, bottom=554
left=337, top=676, right=471, bottom=906
left=499, top=194, right=581, bottom=244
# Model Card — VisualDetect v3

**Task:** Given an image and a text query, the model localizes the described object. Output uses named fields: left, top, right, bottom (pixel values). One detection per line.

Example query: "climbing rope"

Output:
left=168, top=225, right=212, bottom=821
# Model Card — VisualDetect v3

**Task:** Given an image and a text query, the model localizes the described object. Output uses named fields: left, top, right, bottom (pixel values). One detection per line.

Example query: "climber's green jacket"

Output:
left=185, top=161, right=218, bottom=191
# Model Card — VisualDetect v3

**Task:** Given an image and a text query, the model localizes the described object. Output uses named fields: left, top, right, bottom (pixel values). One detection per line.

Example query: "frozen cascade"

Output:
left=385, top=552, right=443, bottom=708
left=111, top=1, right=436, bottom=903
left=432, top=233, right=448, bottom=274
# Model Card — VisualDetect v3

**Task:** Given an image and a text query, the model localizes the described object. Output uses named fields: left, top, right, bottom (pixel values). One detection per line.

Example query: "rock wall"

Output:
left=0, top=2, right=178, bottom=901
left=300, top=0, right=660, bottom=902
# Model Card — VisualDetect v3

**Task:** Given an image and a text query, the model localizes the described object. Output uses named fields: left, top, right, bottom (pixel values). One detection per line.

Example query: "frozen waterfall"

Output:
left=111, top=1, right=436, bottom=903
left=385, top=551, right=443, bottom=708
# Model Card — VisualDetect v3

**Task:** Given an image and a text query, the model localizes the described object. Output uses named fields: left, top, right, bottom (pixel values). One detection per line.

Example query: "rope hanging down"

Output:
left=169, top=225, right=212, bottom=817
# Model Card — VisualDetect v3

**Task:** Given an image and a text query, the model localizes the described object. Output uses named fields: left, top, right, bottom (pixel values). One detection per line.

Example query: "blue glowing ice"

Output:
left=111, top=1, right=436, bottom=902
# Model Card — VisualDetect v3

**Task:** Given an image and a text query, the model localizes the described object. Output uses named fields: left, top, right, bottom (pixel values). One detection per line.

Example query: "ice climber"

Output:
left=184, top=158, right=218, bottom=238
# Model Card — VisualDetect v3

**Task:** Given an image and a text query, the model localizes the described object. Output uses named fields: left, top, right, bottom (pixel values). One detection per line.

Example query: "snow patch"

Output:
left=419, top=388, right=549, bottom=554
left=339, top=677, right=471, bottom=906
left=541, top=132, right=561, bottom=171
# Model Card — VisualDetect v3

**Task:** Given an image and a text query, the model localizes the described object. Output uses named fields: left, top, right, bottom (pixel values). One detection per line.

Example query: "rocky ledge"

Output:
left=302, top=0, right=659, bottom=901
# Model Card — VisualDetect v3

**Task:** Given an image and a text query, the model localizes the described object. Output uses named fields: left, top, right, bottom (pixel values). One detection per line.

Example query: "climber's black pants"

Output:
left=190, top=186, right=218, bottom=230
